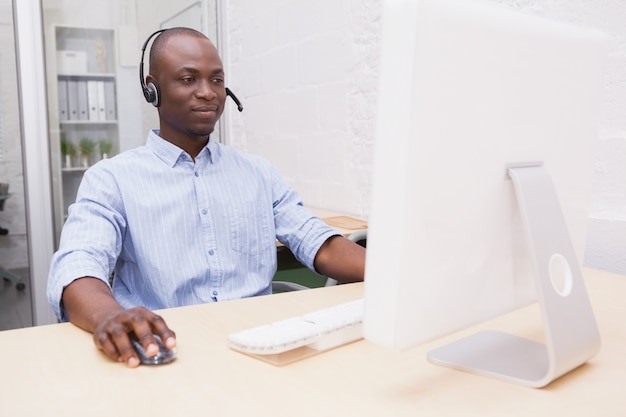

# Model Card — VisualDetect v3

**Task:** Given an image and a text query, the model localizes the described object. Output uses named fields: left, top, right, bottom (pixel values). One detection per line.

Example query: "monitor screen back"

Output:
left=363, top=0, right=607, bottom=350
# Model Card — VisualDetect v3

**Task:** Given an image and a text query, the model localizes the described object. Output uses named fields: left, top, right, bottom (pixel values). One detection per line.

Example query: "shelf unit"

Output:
left=49, top=25, right=119, bottom=219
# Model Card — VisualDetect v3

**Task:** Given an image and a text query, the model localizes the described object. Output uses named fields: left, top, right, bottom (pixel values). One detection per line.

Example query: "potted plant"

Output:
left=79, top=137, right=96, bottom=167
left=98, top=139, right=113, bottom=159
left=60, top=136, right=77, bottom=168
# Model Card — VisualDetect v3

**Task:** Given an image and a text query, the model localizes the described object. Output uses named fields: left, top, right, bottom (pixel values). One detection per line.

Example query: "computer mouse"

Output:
left=130, top=334, right=177, bottom=365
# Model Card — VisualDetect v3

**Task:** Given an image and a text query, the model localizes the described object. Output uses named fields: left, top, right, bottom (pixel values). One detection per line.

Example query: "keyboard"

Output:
left=228, top=298, right=364, bottom=355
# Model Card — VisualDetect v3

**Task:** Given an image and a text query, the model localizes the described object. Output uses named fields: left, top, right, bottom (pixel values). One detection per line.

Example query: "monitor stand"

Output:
left=427, top=164, right=601, bottom=388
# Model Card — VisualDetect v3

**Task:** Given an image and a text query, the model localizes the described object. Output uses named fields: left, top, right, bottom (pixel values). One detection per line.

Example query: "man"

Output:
left=47, top=27, right=365, bottom=368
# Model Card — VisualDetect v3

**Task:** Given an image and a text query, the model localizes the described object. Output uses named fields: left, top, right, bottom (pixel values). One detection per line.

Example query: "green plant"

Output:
left=98, top=139, right=113, bottom=156
left=79, top=137, right=96, bottom=158
left=60, top=137, right=76, bottom=157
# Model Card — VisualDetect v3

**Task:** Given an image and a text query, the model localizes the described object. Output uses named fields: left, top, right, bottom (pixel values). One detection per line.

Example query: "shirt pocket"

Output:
left=230, top=201, right=273, bottom=256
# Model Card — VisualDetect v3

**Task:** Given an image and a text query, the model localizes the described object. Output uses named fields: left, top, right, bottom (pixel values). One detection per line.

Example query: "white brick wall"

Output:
left=223, top=0, right=626, bottom=274
left=224, top=0, right=380, bottom=218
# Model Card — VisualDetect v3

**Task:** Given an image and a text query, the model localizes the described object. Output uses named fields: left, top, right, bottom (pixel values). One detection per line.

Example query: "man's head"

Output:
left=146, top=27, right=226, bottom=155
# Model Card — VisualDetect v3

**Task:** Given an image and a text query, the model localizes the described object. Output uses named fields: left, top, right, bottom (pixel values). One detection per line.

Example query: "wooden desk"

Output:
left=309, top=207, right=368, bottom=236
left=1, top=268, right=624, bottom=416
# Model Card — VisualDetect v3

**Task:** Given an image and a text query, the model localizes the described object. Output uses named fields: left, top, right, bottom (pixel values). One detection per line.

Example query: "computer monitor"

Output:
left=363, top=0, right=607, bottom=387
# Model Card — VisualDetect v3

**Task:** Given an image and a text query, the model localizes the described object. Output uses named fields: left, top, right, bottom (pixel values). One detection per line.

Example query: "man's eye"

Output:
left=212, top=78, right=224, bottom=84
left=181, top=77, right=195, bottom=83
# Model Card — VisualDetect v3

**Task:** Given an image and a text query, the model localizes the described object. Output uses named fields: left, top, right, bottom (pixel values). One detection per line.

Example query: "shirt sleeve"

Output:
left=46, top=162, right=124, bottom=321
left=270, top=164, right=340, bottom=272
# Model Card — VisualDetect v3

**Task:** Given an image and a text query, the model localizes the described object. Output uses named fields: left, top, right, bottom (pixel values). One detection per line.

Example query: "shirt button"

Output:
left=212, top=290, right=218, bottom=296
left=194, top=171, right=199, bottom=177
left=202, top=208, right=208, bottom=215
left=209, top=249, right=215, bottom=256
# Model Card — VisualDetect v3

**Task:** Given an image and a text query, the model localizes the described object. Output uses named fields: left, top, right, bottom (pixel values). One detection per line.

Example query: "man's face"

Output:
left=151, top=34, right=227, bottom=145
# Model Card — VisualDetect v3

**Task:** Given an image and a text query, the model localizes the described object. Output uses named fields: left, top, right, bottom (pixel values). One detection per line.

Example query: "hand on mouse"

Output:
left=61, top=277, right=177, bottom=368
left=92, top=306, right=177, bottom=368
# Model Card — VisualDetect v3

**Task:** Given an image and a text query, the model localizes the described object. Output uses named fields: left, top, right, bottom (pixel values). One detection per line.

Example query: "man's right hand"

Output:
left=92, top=306, right=177, bottom=367
left=62, top=277, right=176, bottom=368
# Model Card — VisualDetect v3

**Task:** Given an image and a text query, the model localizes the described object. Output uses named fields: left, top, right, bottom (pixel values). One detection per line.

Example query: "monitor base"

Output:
left=427, top=165, right=601, bottom=388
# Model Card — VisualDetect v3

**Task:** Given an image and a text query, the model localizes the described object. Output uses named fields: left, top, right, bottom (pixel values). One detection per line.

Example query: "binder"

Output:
left=97, top=81, right=107, bottom=121
left=76, top=80, right=89, bottom=120
left=87, top=80, right=99, bottom=121
left=66, top=80, right=79, bottom=120
left=58, top=80, right=69, bottom=121
left=104, top=80, right=117, bottom=120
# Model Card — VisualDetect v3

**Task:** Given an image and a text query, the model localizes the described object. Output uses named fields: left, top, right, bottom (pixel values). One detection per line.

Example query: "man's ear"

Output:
left=143, top=75, right=160, bottom=107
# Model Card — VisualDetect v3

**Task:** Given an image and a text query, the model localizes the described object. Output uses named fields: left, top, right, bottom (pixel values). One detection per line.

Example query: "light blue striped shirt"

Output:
left=47, top=130, right=338, bottom=321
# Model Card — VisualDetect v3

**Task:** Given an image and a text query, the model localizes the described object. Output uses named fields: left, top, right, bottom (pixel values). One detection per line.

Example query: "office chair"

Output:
left=0, top=182, right=25, bottom=290
left=271, top=280, right=312, bottom=292
left=272, top=228, right=367, bottom=292
left=0, top=182, right=8, bottom=235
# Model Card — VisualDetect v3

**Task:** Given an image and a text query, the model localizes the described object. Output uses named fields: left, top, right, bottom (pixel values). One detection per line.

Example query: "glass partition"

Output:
left=0, top=0, right=32, bottom=330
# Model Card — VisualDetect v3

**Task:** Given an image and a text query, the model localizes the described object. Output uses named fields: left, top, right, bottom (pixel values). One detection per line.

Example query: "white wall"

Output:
left=224, top=0, right=380, bottom=218
left=223, top=0, right=626, bottom=275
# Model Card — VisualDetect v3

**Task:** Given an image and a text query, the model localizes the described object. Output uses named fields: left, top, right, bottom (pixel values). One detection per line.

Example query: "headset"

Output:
left=139, top=29, right=243, bottom=111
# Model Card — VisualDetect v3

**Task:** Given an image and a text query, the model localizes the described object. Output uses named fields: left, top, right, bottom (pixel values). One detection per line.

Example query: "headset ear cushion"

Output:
left=144, top=81, right=160, bottom=107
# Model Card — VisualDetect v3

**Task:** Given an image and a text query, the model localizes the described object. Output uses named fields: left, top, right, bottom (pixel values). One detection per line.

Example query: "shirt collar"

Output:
left=146, top=130, right=220, bottom=166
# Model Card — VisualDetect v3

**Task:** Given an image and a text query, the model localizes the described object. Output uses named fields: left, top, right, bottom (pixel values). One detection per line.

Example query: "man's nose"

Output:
left=196, top=80, right=217, bottom=99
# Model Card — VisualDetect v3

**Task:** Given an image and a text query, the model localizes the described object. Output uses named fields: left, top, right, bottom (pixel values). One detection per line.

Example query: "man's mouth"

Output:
left=192, top=106, right=218, bottom=113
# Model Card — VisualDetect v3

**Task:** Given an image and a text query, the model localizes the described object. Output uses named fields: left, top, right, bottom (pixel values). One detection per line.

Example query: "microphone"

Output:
left=226, top=88, right=244, bottom=112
